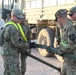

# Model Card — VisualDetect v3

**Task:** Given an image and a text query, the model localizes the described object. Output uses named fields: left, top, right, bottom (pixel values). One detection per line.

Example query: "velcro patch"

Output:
left=69, top=34, right=75, bottom=41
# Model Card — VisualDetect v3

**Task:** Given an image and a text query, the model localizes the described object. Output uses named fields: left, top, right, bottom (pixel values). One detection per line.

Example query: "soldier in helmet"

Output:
left=55, top=9, right=76, bottom=75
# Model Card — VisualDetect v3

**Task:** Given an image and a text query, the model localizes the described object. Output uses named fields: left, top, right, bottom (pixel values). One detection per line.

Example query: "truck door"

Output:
left=2, top=0, right=17, bottom=21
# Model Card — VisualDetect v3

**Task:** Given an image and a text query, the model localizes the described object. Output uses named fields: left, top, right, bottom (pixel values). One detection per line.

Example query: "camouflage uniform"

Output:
left=2, top=9, right=29, bottom=75
left=69, top=6, right=76, bottom=27
left=55, top=18, right=73, bottom=45
left=18, top=23, right=31, bottom=75
left=59, top=23, right=76, bottom=75
left=55, top=9, right=76, bottom=75
left=61, top=19, right=73, bottom=75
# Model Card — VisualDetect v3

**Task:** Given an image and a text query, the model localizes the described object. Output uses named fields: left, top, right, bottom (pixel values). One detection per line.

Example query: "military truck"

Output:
left=23, top=0, right=75, bottom=60
left=1, top=0, right=76, bottom=62
left=1, top=0, right=18, bottom=21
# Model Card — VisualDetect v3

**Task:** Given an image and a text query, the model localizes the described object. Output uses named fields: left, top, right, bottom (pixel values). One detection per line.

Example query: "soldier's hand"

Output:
left=29, top=42, right=36, bottom=48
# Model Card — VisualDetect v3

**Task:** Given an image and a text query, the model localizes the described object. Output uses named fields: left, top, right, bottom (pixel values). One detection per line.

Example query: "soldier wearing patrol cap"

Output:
left=2, top=8, right=35, bottom=75
left=55, top=9, right=73, bottom=48
left=69, top=6, right=76, bottom=27
left=19, top=13, right=31, bottom=75
left=55, top=9, right=76, bottom=75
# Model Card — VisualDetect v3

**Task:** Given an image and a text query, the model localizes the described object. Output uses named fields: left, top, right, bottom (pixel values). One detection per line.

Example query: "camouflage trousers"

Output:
left=2, top=55, right=21, bottom=75
left=20, top=53, right=27, bottom=75
left=61, top=62, right=76, bottom=75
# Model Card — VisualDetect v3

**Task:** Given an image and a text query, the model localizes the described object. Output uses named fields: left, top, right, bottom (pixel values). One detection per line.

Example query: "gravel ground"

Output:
left=0, top=49, right=62, bottom=75
left=25, top=48, right=61, bottom=75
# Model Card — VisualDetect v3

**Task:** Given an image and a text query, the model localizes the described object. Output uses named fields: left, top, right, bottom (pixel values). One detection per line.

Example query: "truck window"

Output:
left=36, top=0, right=42, bottom=8
left=2, top=0, right=17, bottom=20
left=43, top=0, right=50, bottom=7
left=57, top=0, right=75, bottom=5
left=26, top=0, right=42, bottom=9
left=66, top=0, right=75, bottom=4
left=58, top=0, right=66, bottom=5
left=43, top=0, right=57, bottom=7
left=26, top=1, right=31, bottom=9
left=50, top=0, right=57, bottom=6
left=31, top=0, right=36, bottom=8
left=4, top=0, right=12, bottom=10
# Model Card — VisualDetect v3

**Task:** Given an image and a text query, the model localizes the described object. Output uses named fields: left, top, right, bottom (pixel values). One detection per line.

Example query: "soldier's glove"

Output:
left=29, top=42, right=36, bottom=48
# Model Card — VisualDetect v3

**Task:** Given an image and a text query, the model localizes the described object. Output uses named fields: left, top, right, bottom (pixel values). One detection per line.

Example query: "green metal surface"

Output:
left=20, top=43, right=76, bottom=72
left=35, top=44, right=76, bottom=60
left=19, top=50, right=61, bottom=72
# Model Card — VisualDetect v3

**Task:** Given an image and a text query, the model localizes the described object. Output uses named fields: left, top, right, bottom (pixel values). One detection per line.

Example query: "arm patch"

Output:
left=69, top=34, right=75, bottom=41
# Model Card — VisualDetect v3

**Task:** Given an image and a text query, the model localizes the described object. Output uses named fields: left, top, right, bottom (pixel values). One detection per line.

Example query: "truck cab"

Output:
left=1, top=0, right=17, bottom=21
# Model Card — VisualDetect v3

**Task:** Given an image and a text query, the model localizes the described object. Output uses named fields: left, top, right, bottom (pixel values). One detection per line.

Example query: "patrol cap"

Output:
left=55, top=9, right=68, bottom=20
left=11, top=8, right=24, bottom=19
left=69, top=6, right=76, bottom=15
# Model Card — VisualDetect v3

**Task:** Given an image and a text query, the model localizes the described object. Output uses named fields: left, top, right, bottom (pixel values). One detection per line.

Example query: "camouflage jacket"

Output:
left=59, top=20, right=76, bottom=68
left=55, top=18, right=73, bottom=42
left=3, top=22, right=31, bottom=56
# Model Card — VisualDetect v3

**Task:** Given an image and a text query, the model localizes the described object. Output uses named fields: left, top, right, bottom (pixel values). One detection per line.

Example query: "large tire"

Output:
left=38, top=28, right=55, bottom=57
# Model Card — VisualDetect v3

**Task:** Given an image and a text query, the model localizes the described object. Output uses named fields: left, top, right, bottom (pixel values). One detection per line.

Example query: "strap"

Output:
left=17, top=23, right=28, bottom=42
left=4, top=22, right=18, bottom=30
left=4, top=22, right=28, bottom=42
left=61, top=41, right=68, bottom=47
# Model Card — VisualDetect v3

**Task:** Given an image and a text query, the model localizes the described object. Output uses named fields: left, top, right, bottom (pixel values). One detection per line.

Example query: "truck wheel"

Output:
left=38, top=28, right=55, bottom=57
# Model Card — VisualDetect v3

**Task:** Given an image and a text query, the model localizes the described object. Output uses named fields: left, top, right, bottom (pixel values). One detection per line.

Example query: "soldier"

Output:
left=2, top=8, right=35, bottom=75
left=55, top=9, right=73, bottom=47
left=69, top=6, right=76, bottom=25
left=55, top=9, right=76, bottom=75
left=19, top=13, right=31, bottom=75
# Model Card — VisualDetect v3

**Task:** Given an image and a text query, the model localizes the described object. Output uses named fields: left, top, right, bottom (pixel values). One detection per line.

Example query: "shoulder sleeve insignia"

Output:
left=69, top=34, right=75, bottom=41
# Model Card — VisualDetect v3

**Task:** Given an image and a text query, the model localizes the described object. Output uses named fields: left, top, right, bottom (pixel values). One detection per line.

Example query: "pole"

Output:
left=27, top=53, right=61, bottom=72
left=34, top=44, right=76, bottom=60
left=19, top=50, right=61, bottom=72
